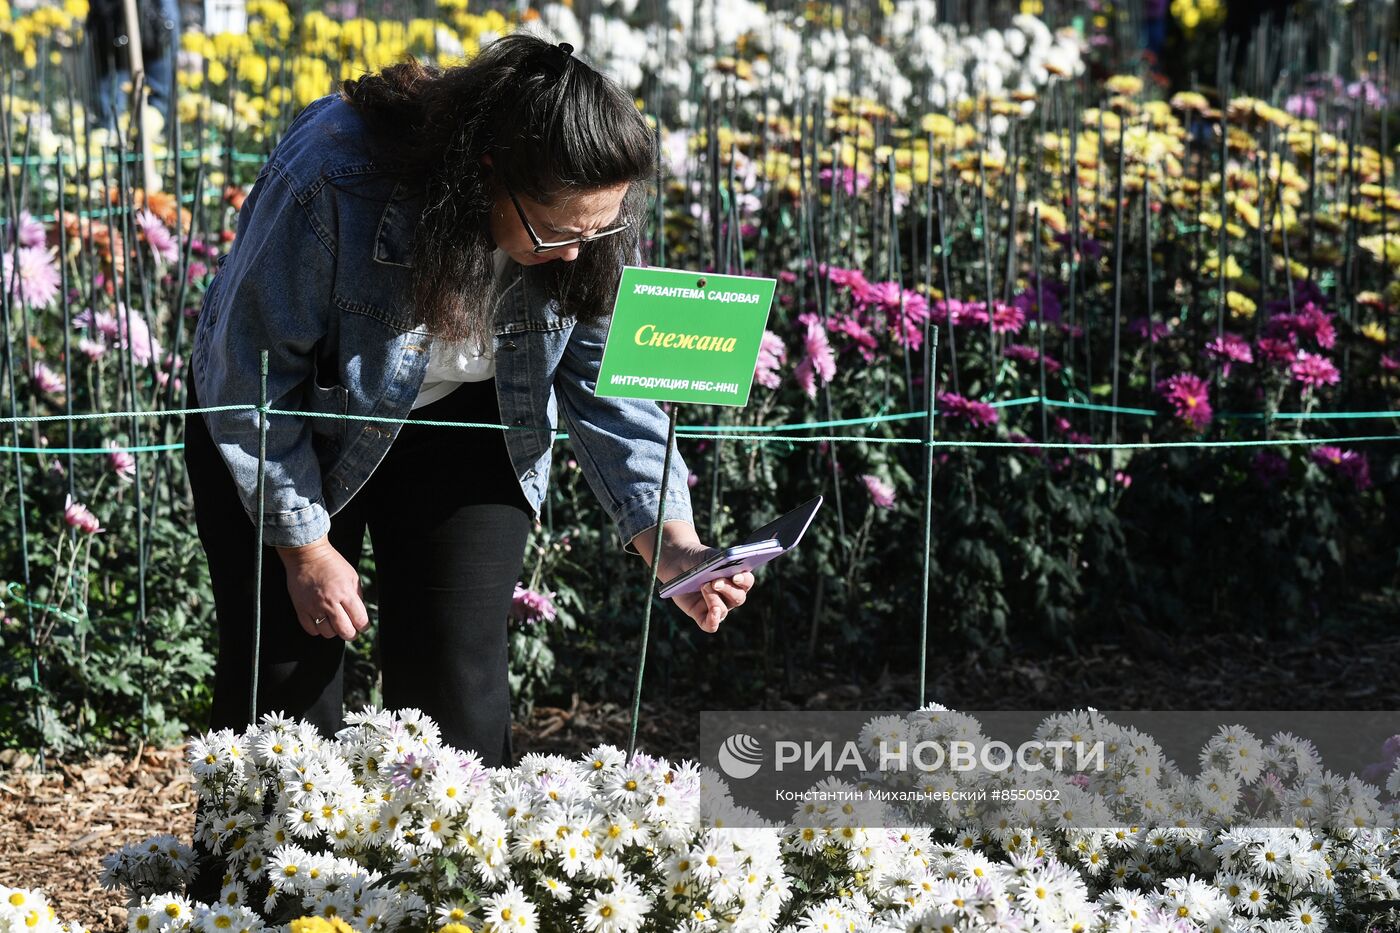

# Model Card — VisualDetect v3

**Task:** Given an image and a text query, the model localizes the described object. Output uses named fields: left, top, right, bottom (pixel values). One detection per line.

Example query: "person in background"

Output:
left=1142, top=0, right=1168, bottom=68
left=85, top=0, right=181, bottom=131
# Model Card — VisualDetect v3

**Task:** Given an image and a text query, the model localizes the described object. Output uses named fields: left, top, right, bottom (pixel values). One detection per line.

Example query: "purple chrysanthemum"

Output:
left=1012, top=285, right=1061, bottom=322
left=1251, top=450, right=1289, bottom=486
left=1310, top=445, right=1371, bottom=491
left=1129, top=317, right=1172, bottom=343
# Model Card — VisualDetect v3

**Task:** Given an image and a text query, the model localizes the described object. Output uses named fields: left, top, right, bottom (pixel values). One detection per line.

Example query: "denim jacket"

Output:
left=191, top=93, right=693, bottom=553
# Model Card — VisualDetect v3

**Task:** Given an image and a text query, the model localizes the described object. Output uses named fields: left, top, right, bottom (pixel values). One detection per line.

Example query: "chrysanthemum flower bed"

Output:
left=6, top=706, right=1400, bottom=933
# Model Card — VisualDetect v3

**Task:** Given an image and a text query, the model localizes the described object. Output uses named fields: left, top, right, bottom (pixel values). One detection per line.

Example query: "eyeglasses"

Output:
left=504, top=183, right=630, bottom=253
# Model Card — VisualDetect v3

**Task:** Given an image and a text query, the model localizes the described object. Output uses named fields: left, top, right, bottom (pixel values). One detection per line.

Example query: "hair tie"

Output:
left=536, top=41, right=574, bottom=78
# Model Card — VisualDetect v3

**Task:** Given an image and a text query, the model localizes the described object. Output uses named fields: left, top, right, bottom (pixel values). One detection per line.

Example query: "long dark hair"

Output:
left=338, top=34, right=655, bottom=343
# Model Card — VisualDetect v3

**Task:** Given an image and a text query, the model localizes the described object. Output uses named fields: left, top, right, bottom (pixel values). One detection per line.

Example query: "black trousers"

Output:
left=183, top=371, right=533, bottom=768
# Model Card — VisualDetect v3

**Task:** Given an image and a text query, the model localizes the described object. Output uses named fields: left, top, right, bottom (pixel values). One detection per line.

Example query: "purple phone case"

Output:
left=656, top=542, right=787, bottom=598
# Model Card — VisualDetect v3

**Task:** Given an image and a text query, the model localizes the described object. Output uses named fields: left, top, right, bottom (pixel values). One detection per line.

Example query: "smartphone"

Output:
left=657, top=496, right=823, bottom=599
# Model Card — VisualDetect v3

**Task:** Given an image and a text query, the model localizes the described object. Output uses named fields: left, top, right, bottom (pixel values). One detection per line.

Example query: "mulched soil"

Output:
left=5, top=623, right=1398, bottom=932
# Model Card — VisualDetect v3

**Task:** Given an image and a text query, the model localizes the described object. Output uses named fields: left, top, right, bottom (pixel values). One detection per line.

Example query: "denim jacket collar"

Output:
left=373, top=179, right=419, bottom=269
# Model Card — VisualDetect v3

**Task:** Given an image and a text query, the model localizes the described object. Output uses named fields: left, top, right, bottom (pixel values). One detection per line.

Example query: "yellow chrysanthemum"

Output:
left=1226, top=291, right=1257, bottom=319
left=1104, top=75, right=1143, bottom=96
left=1359, top=322, right=1387, bottom=345
left=1359, top=234, right=1400, bottom=270
left=1202, top=254, right=1245, bottom=279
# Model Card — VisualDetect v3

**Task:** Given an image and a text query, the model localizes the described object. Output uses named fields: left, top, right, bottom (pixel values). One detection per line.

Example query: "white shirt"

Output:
left=410, top=247, right=513, bottom=410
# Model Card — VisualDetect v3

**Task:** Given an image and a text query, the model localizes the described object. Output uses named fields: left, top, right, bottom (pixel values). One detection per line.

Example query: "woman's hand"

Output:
left=276, top=536, right=369, bottom=640
left=630, top=521, right=756, bottom=633
left=659, top=543, right=755, bottom=633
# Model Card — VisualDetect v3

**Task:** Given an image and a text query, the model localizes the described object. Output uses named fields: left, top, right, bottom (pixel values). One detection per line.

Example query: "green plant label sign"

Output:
left=594, top=265, right=776, bottom=407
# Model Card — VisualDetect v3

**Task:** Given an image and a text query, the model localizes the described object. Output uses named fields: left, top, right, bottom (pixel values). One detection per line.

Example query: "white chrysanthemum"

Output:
left=580, top=878, right=649, bottom=933
left=1288, top=897, right=1328, bottom=931
left=482, top=881, right=537, bottom=933
left=432, top=900, right=479, bottom=928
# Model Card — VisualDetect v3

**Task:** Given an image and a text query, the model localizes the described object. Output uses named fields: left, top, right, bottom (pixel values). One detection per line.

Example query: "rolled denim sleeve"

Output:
left=554, top=311, right=695, bottom=556
left=192, top=163, right=334, bottom=549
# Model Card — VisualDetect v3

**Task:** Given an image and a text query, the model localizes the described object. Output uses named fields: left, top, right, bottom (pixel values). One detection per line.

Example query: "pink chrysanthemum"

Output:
left=819, top=262, right=869, bottom=291
left=1002, top=343, right=1063, bottom=374
left=2, top=244, right=61, bottom=309
left=1255, top=336, right=1297, bottom=366
left=754, top=330, right=786, bottom=390
left=64, top=494, right=104, bottom=534
left=990, top=301, right=1026, bottom=335
left=930, top=299, right=991, bottom=329
left=860, top=474, right=896, bottom=510
left=1290, top=350, right=1340, bottom=390
left=793, top=313, right=837, bottom=400
left=1156, top=372, right=1212, bottom=430
left=112, top=303, right=162, bottom=366
left=17, top=210, right=48, bottom=248
left=937, top=392, right=999, bottom=428
left=888, top=292, right=930, bottom=349
left=509, top=582, right=558, bottom=625
left=853, top=280, right=903, bottom=311
left=1050, top=415, right=1094, bottom=445
left=78, top=336, right=107, bottom=361
left=818, top=166, right=871, bottom=196
left=1203, top=333, right=1253, bottom=379
left=1267, top=302, right=1336, bottom=350
left=106, top=441, right=137, bottom=482
left=31, top=361, right=65, bottom=396
left=828, top=312, right=879, bottom=364
left=135, top=209, right=180, bottom=266
left=1129, top=317, right=1172, bottom=343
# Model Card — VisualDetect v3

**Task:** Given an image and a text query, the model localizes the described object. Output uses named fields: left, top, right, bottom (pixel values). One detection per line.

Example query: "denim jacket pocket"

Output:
left=334, top=293, right=421, bottom=334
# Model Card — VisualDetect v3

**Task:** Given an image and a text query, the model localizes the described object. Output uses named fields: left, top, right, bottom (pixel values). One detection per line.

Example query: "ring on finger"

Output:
left=313, top=616, right=328, bottom=625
